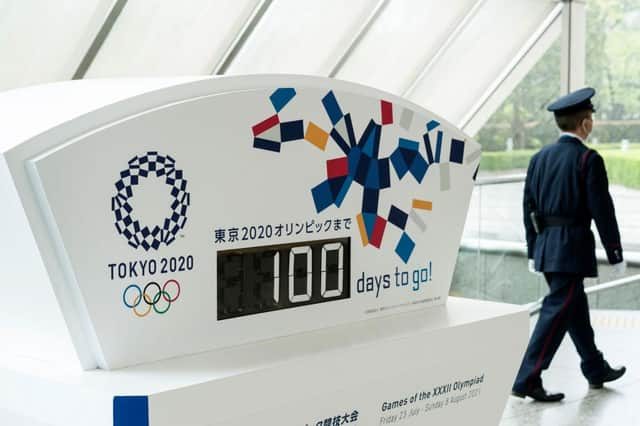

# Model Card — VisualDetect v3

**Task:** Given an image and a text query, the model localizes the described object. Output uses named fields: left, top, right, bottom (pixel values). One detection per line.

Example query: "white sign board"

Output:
left=1, top=76, right=480, bottom=369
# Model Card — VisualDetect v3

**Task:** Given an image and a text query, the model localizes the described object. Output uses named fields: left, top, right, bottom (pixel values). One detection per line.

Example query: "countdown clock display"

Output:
left=0, top=76, right=480, bottom=369
left=217, top=238, right=351, bottom=320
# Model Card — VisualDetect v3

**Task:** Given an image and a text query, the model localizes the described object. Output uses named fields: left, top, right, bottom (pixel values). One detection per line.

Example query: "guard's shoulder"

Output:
left=581, top=145, right=600, bottom=157
left=535, top=143, right=557, bottom=158
left=589, top=147, right=602, bottom=157
left=528, top=149, right=541, bottom=166
left=585, top=148, right=605, bottom=167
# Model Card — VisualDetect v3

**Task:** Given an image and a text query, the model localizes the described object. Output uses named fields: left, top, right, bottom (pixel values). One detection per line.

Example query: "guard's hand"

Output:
left=528, top=259, right=542, bottom=276
left=612, top=260, right=627, bottom=278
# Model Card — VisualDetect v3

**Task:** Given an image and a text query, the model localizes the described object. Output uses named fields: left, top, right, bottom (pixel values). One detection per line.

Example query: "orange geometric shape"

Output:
left=305, top=121, right=329, bottom=150
left=356, top=213, right=369, bottom=246
left=412, top=199, right=433, bottom=211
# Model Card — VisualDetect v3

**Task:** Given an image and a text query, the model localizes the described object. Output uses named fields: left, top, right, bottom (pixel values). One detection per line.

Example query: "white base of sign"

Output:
left=0, top=297, right=527, bottom=426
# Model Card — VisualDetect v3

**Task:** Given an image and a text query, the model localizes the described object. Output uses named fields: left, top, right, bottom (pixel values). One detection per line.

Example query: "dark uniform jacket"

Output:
left=523, top=134, right=623, bottom=277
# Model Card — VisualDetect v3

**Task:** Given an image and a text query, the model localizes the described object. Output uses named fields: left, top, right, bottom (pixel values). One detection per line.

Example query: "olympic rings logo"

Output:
left=122, top=279, right=181, bottom=317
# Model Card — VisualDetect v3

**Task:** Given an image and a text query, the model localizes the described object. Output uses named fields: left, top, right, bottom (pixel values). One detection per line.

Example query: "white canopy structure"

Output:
left=0, top=0, right=584, bottom=136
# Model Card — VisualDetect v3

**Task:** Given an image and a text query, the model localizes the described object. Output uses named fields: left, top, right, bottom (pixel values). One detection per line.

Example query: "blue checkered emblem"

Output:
left=111, top=152, right=190, bottom=251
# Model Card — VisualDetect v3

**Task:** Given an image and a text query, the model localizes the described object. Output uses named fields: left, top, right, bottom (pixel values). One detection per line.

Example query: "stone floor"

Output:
left=500, top=310, right=640, bottom=426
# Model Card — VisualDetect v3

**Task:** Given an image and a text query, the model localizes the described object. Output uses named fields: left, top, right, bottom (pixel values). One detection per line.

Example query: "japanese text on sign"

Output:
left=214, top=218, right=352, bottom=244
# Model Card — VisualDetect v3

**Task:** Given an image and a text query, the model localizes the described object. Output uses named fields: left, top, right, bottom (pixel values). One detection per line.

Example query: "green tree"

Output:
left=478, top=0, right=640, bottom=155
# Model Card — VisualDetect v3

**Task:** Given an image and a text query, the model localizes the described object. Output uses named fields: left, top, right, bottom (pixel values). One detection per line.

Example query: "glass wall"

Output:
left=585, top=0, right=640, bottom=309
left=474, top=40, right=561, bottom=177
left=451, top=36, right=561, bottom=305
left=586, top=0, right=640, bottom=255
left=453, top=0, right=640, bottom=310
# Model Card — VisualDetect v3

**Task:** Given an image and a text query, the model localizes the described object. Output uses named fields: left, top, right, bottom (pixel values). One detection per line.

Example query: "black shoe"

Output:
left=511, top=386, right=565, bottom=402
left=589, top=365, right=626, bottom=389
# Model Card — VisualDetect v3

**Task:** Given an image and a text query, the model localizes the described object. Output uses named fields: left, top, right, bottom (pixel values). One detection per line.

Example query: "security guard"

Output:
left=511, top=87, right=627, bottom=402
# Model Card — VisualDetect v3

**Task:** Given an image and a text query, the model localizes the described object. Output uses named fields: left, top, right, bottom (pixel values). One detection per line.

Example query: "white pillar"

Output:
left=560, top=0, right=586, bottom=94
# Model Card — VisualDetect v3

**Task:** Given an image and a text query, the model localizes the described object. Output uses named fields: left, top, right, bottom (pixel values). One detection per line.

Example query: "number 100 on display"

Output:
left=217, top=238, right=351, bottom=320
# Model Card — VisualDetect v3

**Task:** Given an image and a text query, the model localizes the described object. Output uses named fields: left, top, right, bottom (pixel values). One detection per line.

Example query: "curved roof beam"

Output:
left=73, top=0, right=129, bottom=80
left=460, top=3, right=563, bottom=136
left=212, top=0, right=274, bottom=75
left=328, top=0, right=390, bottom=78
left=402, top=0, right=486, bottom=98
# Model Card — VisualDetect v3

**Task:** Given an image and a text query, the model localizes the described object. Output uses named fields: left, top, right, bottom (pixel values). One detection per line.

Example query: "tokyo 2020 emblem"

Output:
left=111, top=152, right=190, bottom=251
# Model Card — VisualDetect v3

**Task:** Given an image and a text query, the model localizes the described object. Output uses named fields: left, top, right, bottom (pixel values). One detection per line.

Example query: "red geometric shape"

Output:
left=252, top=114, right=280, bottom=136
left=381, top=100, right=393, bottom=125
left=369, top=216, right=387, bottom=248
left=326, top=157, right=349, bottom=179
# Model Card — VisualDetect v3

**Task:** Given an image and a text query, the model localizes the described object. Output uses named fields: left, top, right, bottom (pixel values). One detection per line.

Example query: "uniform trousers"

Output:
left=513, top=273, right=606, bottom=393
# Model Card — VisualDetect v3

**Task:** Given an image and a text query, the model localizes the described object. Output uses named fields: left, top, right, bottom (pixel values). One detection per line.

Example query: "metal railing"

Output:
left=528, top=273, right=640, bottom=316
left=474, top=173, right=526, bottom=186
left=475, top=173, right=640, bottom=316
left=469, top=172, right=640, bottom=316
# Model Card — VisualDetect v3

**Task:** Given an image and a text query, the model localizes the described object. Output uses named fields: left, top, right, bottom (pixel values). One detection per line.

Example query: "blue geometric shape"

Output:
left=390, top=149, right=409, bottom=179
left=322, top=91, right=344, bottom=125
left=426, top=120, right=440, bottom=131
left=378, top=158, right=390, bottom=189
left=330, top=128, right=351, bottom=155
left=354, top=154, right=371, bottom=186
left=328, top=176, right=347, bottom=199
left=362, top=188, right=379, bottom=213
left=280, top=120, right=304, bottom=142
left=253, top=138, right=281, bottom=152
left=365, top=159, right=380, bottom=189
left=363, top=213, right=377, bottom=238
left=399, top=138, right=420, bottom=151
left=344, top=113, right=357, bottom=147
left=335, top=176, right=353, bottom=207
left=388, top=205, right=408, bottom=230
left=423, top=133, right=434, bottom=163
left=450, top=138, right=465, bottom=164
left=114, top=396, right=149, bottom=426
left=360, top=121, right=380, bottom=158
left=360, top=126, right=375, bottom=156
left=410, top=154, right=429, bottom=182
left=400, top=148, right=417, bottom=166
left=270, top=88, right=296, bottom=112
left=347, top=147, right=362, bottom=179
left=311, top=181, right=334, bottom=213
left=395, top=233, right=415, bottom=264
left=435, top=130, right=443, bottom=163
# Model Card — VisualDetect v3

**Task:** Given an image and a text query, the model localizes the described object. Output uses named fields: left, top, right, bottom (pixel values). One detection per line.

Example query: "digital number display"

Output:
left=217, top=238, right=350, bottom=320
